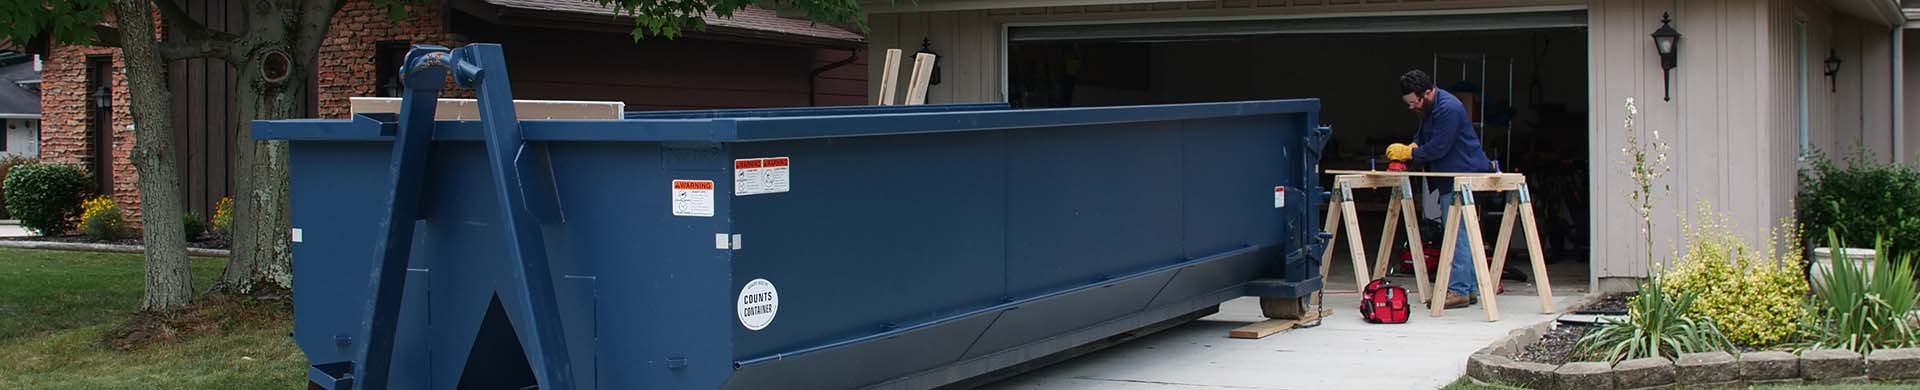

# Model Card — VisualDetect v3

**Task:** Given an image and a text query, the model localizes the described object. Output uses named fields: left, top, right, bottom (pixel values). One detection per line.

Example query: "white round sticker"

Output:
left=737, top=278, right=779, bottom=331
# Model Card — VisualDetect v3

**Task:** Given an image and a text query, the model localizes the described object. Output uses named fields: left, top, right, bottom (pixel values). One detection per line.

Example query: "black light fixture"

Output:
left=1824, top=49, right=1842, bottom=93
left=1651, top=12, right=1682, bottom=101
left=916, top=37, right=941, bottom=86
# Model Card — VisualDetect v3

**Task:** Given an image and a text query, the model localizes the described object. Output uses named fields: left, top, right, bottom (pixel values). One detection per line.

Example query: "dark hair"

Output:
left=1398, top=70, right=1433, bottom=96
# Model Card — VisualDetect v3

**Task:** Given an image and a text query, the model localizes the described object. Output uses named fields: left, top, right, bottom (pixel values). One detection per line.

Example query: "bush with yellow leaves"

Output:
left=1660, top=202, right=1810, bottom=347
left=212, top=196, right=234, bottom=237
left=78, top=196, right=126, bottom=241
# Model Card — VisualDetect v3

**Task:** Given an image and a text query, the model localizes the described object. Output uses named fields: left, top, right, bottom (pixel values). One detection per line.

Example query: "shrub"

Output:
left=0, top=155, right=34, bottom=219
left=3, top=163, right=93, bottom=235
left=1574, top=278, right=1733, bottom=363
left=1797, top=148, right=1920, bottom=259
left=78, top=196, right=125, bottom=241
left=182, top=211, right=206, bottom=241
left=212, top=197, right=233, bottom=236
left=1661, top=203, right=1810, bottom=347
left=1800, top=232, right=1919, bottom=354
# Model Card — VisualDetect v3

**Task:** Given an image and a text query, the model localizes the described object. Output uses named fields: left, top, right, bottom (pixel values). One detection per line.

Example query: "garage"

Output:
left=1003, top=9, right=1593, bottom=289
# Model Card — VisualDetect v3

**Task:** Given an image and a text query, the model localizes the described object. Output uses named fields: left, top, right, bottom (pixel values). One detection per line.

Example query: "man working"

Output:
left=1385, top=70, right=1494, bottom=310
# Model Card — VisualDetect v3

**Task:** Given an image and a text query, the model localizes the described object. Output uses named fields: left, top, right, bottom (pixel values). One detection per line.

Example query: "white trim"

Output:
left=996, top=5, right=1588, bottom=28
left=1896, top=28, right=1906, bottom=163
left=0, top=114, right=38, bottom=120
left=865, top=0, right=1177, bottom=14
left=1867, top=0, right=1905, bottom=28
left=1000, top=22, right=1010, bottom=103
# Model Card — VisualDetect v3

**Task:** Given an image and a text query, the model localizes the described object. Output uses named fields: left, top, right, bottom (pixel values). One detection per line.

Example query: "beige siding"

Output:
left=867, top=10, right=1002, bottom=104
left=1825, top=16, right=1901, bottom=161
left=1588, top=0, right=1796, bottom=281
left=1907, top=29, right=1920, bottom=162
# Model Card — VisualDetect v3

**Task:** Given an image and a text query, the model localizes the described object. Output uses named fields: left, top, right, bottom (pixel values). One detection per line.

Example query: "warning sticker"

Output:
left=737, top=278, right=779, bottom=330
left=1274, top=186, right=1286, bottom=208
left=672, top=180, right=714, bottom=217
left=734, top=157, right=790, bottom=196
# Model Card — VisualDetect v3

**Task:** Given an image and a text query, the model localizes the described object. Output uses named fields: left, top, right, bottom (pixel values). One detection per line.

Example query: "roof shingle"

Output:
left=482, top=0, right=864, bottom=43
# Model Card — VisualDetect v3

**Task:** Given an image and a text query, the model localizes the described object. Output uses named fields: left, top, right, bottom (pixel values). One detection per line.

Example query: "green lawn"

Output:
left=1446, top=377, right=1918, bottom=390
left=0, top=248, right=304, bottom=389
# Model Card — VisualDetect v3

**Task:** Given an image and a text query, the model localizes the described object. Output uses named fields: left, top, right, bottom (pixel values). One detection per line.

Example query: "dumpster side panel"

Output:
left=1179, top=116, right=1293, bottom=260
left=723, top=110, right=1315, bottom=389
left=725, top=131, right=1010, bottom=361
left=1002, top=121, right=1186, bottom=298
left=289, top=142, right=435, bottom=389
left=545, top=142, right=735, bottom=390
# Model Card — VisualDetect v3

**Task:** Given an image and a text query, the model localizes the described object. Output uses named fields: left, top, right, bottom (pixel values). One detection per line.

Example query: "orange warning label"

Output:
left=672, top=180, right=715, bottom=217
left=734, top=157, right=791, bottom=196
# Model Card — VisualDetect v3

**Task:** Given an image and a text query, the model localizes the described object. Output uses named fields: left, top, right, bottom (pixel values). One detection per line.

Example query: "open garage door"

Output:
left=1005, top=9, right=1592, bottom=295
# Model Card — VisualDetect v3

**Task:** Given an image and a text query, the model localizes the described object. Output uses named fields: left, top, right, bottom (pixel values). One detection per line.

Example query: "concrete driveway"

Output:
left=977, top=262, right=1590, bottom=390
left=0, top=220, right=29, bottom=238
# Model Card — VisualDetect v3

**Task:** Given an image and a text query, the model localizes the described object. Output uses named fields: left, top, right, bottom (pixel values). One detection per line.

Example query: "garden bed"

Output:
left=0, top=234, right=230, bottom=250
left=1466, top=294, right=1920, bottom=389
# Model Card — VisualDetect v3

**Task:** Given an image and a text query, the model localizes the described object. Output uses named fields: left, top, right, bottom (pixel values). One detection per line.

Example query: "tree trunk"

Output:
left=219, top=65, right=297, bottom=293
left=215, top=0, right=338, bottom=294
left=111, top=0, right=192, bottom=313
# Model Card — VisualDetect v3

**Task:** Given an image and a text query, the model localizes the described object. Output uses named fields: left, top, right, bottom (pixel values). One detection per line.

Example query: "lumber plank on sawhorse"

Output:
left=1228, top=309, right=1332, bottom=339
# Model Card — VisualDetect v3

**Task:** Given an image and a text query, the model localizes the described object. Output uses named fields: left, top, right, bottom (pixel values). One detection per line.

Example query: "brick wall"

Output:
left=317, top=0, right=468, bottom=118
left=37, top=45, right=141, bottom=222
left=35, top=0, right=464, bottom=228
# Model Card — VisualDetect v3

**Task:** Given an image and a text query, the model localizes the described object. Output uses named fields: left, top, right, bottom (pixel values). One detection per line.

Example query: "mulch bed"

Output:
left=102, top=286, right=290, bottom=351
left=1507, top=292, right=1635, bottom=364
left=1574, top=292, right=1632, bottom=314
left=1513, top=323, right=1593, bottom=364
left=0, top=234, right=231, bottom=250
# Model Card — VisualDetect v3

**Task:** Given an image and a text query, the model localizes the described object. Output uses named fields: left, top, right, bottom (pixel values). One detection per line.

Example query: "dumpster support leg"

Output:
left=348, top=44, right=576, bottom=390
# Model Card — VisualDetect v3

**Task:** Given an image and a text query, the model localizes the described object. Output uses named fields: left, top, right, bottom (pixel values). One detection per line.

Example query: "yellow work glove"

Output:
left=1385, top=143, right=1415, bottom=161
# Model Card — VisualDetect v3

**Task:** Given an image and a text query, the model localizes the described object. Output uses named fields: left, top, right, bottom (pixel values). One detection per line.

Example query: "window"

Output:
left=374, top=41, right=411, bottom=97
left=1796, top=20, right=1810, bottom=159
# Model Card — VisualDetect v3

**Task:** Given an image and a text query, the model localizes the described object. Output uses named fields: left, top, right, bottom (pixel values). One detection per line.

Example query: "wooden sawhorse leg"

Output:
left=1428, top=182, right=1500, bottom=321
left=1488, top=184, right=1555, bottom=313
left=1367, top=178, right=1431, bottom=302
left=1313, top=186, right=1342, bottom=308
left=1338, top=184, right=1371, bottom=294
left=1313, top=180, right=1373, bottom=305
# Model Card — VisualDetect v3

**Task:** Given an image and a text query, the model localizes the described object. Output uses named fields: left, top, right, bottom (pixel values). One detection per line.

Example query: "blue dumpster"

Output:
left=256, top=44, right=1331, bottom=390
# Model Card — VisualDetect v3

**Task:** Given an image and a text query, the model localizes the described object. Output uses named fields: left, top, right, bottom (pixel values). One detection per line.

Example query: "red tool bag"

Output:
left=1359, top=279, right=1410, bottom=324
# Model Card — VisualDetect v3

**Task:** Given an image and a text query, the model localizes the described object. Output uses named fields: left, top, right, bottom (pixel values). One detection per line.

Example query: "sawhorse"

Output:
left=1319, top=171, right=1556, bottom=322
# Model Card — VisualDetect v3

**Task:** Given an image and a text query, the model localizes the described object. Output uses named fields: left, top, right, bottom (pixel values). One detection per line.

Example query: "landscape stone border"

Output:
left=1464, top=296, right=1920, bottom=389
left=0, top=239, right=230, bottom=257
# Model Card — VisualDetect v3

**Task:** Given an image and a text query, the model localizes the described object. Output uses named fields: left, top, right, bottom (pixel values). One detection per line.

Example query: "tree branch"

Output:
left=160, top=38, right=235, bottom=62
left=154, top=0, right=243, bottom=62
left=295, top=0, right=348, bottom=55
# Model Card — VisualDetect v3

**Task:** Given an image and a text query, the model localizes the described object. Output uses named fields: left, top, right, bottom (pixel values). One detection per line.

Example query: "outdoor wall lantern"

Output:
left=917, top=37, right=942, bottom=86
left=1824, top=49, right=1842, bottom=93
left=1651, top=12, right=1681, bottom=101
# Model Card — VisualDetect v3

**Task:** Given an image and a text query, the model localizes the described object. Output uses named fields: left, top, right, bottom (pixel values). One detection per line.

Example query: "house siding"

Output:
left=36, top=0, right=866, bottom=227
left=37, top=45, right=139, bottom=221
